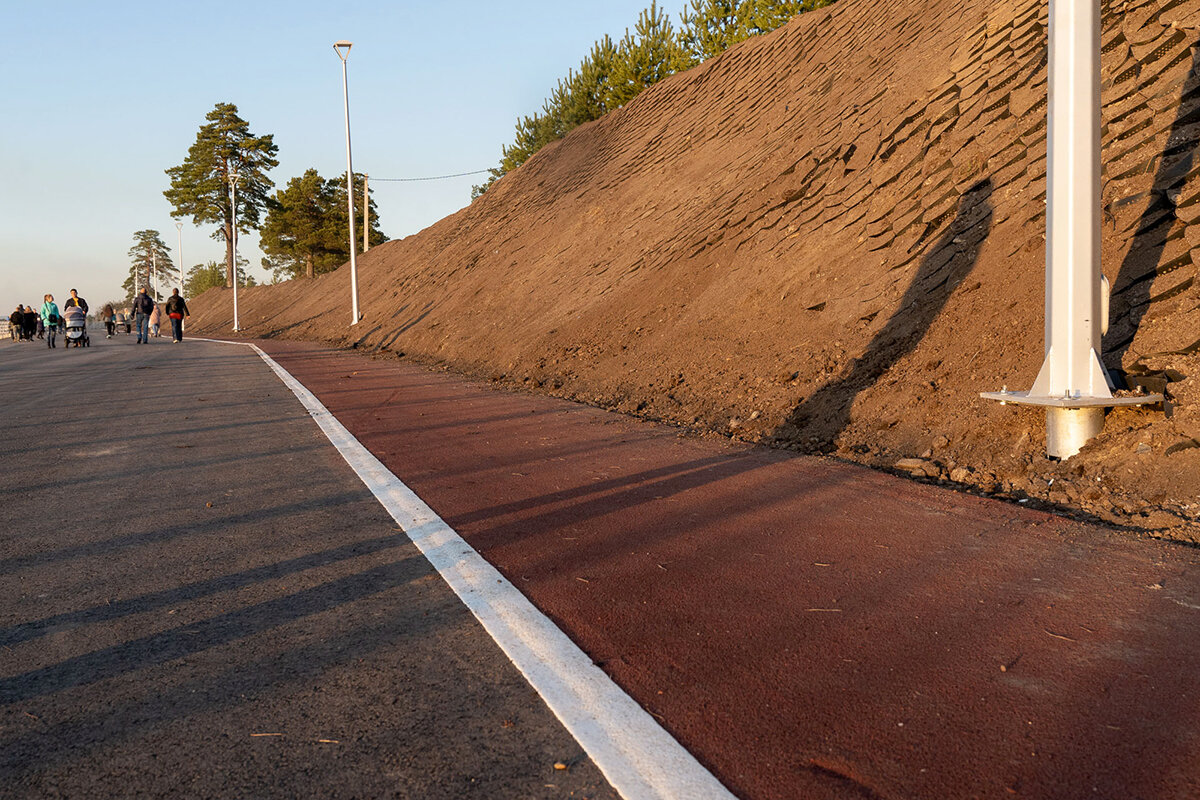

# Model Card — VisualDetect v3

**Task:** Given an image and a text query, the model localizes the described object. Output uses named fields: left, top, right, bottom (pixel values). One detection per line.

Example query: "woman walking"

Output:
left=22, top=305, right=37, bottom=341
left=101, top=303, right=116, bottom=338
left=41, top=294, right=60, bottom=349
left=149, top=302, right=161, bottom=338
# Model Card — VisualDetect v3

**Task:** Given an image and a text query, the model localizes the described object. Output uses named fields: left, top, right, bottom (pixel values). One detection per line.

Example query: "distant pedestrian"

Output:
left=101, top=303, right=116, bottom=338
left=22, top=305, right=37, bottom=341
left=63, top=289, right=88, bottom=315
left=9, top=305, right=23, bottom=341
left=149, top=302, right=161, bottom=338
left=41, top=294, right=60, bottom=349
left=165, top=288, right=190, bottom=343
left=131, top=286, right=154, bottom=344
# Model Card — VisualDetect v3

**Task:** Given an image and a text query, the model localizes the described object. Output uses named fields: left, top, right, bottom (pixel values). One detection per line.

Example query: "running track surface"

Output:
left=260, top=339, right=1200, bottom=800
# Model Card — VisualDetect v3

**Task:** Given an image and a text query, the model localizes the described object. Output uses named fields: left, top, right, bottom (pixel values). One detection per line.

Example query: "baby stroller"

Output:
left=63, top=305, right=89, bottom=347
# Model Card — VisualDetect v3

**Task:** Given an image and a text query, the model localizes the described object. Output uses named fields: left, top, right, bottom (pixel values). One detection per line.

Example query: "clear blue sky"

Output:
left=1, top=0, right=660, bottom=309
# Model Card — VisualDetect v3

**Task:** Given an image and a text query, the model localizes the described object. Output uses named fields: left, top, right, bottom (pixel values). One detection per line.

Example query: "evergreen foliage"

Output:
left=260, top=169, right=388, bottom=282
left=260, top=169, right=340, bottom=281
left=607, top=2, right=686, bottom=109
left=124, top=229, right=177, bottom=303
left=163, top=102, right=279, bottom=289
left=184, top=259, right=255, bottom=298
left=473, top=0, right=837, bottom=198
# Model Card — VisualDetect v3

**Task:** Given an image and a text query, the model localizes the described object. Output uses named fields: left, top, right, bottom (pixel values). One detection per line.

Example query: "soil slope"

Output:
left=190, top=0, right=1200, bottom=539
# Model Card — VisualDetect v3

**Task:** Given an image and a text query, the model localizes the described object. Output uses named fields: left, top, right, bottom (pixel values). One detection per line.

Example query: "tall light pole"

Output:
left=230, top=168, right=241, bottom=332
left=175, top=221, right=184, bottom=292
left=982, top=0, right=1161, bottom=457
left=334, top=40, right=360, bottom=325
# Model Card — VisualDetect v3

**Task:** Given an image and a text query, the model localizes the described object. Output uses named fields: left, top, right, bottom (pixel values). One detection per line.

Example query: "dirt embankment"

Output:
left=191, top=0, right=1200, bottom=540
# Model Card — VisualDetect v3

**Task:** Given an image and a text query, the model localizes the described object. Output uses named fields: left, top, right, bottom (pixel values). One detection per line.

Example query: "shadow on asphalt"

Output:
left=0, top=557, right=425, bottom=707
left=0, top=557, right=440, bottom=784
left=0, top=533, right=410, bottom=648
left=0, top=491, right=370, bottom=578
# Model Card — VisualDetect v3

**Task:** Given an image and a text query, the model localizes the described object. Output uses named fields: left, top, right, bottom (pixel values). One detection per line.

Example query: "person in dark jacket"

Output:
left=101, top=303, right=116, bottom=338
left=63, top=289, right=88, bottom=315
left=164, top=289, right=190, bottom=343
left=23, top=304, right=37, bottom=341
left=9, top=306, right=24, bottom=341
left=130, top=287, right=154, bottom=344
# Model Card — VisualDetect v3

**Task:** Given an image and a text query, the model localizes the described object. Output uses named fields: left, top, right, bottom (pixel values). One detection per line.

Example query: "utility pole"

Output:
left=363, top=173, right=370, bottom=253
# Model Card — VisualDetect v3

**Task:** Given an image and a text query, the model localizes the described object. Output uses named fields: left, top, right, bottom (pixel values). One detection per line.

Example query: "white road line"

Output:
left=197, top=339, right=736, bottom=800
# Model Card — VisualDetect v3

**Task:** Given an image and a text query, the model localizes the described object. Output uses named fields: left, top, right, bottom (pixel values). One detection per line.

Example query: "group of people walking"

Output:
left=8, top=289, right=89, bottom=348
left=8, top=287, right=191, bottom=347
left=113, top=287, right=190, bottom=343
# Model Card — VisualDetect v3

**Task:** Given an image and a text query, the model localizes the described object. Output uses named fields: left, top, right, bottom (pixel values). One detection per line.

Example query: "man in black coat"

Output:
left=63, top=289, right=88, bottom=314
left=164, top=289, right=190, bottom=343
left=9, top=306, right=23, bottom=341
left=131, top=287, right=154, bottom=344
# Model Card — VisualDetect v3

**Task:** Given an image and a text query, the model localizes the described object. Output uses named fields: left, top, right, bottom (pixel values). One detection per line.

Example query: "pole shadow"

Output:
left=777, top=179, right=995, bottom=452
left=1102, top=46, right=1200, bottom=382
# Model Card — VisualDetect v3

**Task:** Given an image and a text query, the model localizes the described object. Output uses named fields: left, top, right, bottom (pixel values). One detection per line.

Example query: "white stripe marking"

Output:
left=198, top=339, right=736, bottom=800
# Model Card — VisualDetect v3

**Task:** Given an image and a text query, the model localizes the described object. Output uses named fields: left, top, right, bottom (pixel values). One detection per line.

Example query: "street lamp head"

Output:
left=334, top=41, right=352, bottom=62
left=175, top=221, right=183, bottom=231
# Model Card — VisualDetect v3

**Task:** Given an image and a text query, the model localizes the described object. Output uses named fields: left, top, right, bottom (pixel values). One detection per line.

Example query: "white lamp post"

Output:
left=230, top=168, right=240, bottom=332
left=334, top=40, right=360, bottom=325
left=982, top=0, right=1161, bottom=458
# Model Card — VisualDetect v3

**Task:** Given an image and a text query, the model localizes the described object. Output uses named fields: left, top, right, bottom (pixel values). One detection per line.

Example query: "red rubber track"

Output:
left=259, top=340, right=1200, bottom=800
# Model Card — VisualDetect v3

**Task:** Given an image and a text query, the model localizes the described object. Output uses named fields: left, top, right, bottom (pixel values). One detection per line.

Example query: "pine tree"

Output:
left=184, top=259, right=254, bottom=298
left=260, top=169, right=342, bottom=281
left=124, top=230, right=177, bottom=303
left=606, top=2, right=685, bottom=109
left=679, top=0, right=746, bottom=64
left=679, top=0, right=838, bottom=64
left=164, top=102, right=279, bottom=288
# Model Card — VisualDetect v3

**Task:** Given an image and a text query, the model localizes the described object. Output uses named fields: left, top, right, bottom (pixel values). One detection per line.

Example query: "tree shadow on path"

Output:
left=779, top=179, right=995, bottom=452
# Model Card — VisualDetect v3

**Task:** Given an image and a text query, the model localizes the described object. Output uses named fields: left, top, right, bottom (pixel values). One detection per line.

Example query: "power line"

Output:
left=370, top=168, right=492, bottom=183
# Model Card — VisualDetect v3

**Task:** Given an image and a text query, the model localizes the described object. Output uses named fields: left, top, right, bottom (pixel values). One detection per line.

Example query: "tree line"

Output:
left=122, top=102, right=387, bottom=303
left=472, top=0, right=837, bottom=198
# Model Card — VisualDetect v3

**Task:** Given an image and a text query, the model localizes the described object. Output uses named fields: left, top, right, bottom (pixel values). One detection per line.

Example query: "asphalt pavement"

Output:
left=0, top=331, right=616, bottom=799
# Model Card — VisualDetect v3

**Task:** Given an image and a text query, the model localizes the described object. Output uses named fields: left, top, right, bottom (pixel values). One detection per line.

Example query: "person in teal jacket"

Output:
left=40, top=294, right=61, bottom=349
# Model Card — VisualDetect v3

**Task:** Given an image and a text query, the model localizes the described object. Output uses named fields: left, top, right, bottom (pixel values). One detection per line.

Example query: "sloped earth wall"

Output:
left=191, top=0, right=1200, bottom=540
